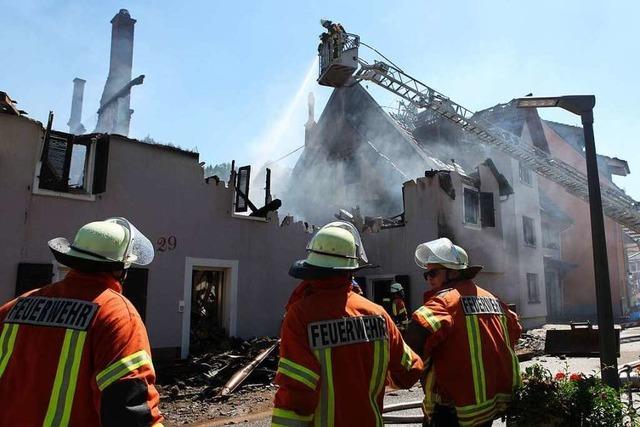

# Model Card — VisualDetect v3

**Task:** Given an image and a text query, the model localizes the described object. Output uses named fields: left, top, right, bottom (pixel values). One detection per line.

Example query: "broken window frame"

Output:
left=463, top=187, right=480, bottom=227
left=523, top=216, right=537, bottom=247
left=527, top=273, right=541, bottom=304
left=32, top=131, right=110, bottom=201
left=35, top=132, right=109, bottom=200
left=39, top=131, right=92, bottom=194
left=234, top=166, right=251, bottom=213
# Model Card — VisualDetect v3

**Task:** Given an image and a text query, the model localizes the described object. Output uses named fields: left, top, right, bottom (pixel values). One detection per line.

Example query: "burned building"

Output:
left=288, top=82, right=633, bottom=326
left=0, top=103, right=313, bottom=360
left=288, top=83, right=548, bottom=327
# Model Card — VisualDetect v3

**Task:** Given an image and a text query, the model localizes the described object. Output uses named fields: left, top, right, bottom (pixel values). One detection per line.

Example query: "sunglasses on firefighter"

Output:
left=424, top=269, right=444, bottom=280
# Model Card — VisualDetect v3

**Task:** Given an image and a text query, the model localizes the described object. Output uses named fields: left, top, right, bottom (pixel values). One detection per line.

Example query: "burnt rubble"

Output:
left=156, top=336, right=279, bottom=401
left=515, top=328, right=546, bottom=359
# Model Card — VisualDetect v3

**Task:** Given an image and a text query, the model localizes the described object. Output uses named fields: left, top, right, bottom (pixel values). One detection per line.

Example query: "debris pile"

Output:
left=515, top=328, right=546, bottom=359
left=156, top=336, right=279, bottom=424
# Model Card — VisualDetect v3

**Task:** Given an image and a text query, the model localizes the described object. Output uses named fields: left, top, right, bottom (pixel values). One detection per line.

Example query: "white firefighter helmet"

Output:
left=390, top=282, right=404, bottom=293
left=414, top=237, right=482, bottom=278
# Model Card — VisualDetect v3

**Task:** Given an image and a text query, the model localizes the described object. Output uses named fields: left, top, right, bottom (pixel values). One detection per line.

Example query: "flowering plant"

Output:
left=506, top=364, right=636, bottom=426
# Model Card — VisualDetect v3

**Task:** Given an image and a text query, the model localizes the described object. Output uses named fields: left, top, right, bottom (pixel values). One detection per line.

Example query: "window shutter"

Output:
left=39, top=134, right=72, bottom=192
left=235, top=166, right=251, bottom=212
left=92, top=135, right=110, bottom=194
left=480, top=192, right=495, bottom=227
left=15, top=263, right=53, bottom=297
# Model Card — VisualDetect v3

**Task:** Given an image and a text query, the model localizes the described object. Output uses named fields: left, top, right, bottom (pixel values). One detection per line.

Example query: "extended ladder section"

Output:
left=350, top=60, right=640, bottom=235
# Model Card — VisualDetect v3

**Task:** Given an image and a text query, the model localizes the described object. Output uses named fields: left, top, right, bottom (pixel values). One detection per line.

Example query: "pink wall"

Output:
left=540, top=122, right=626, bottom=317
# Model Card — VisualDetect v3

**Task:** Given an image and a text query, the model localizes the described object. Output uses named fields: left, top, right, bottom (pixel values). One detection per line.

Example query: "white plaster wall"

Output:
left=0, top=116, right=311, bottom=352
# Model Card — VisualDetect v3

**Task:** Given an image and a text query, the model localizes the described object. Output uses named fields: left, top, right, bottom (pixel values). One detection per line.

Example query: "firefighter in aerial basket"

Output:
left=272, top=221, right=424, bottom=426
left=404, top=238, right=522, bottom=427
left=0, top=217, right=163, bottom=426
left=390, top=282, right=409, bottom=332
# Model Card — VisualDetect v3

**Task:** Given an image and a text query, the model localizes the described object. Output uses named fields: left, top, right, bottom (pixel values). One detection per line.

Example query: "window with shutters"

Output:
left=35, top=131, right=109, bottom=200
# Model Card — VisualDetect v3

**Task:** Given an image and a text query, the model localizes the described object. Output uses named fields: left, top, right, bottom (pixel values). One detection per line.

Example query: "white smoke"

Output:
left=247, top=57, right=319, bottom=205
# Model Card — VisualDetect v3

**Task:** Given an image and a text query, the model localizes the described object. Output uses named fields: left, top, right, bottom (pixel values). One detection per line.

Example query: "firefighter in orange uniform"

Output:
left=272, top=221, right=424, bottom=426
left=404, top=238, right=521, bottom=427
left=390, top=282, right=409, bottom=332
left=0, top=217, right=163, bottom=426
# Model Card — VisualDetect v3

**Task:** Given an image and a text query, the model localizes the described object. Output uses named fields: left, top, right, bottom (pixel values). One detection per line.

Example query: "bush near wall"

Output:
left=506, top=364, right=638, bottom=426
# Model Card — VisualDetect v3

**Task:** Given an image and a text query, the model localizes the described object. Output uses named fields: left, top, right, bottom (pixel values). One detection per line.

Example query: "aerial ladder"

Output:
left=316, top=23, right=640, bottom=238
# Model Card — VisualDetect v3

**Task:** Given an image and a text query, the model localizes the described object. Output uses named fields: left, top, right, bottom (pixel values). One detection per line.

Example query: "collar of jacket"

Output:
left=423, top=280, right=475, bottom=302
left=286, top=277, right=354, bottom=311
left=304, top=277, right=352, bottom=292
left=296, top=277, right=351, bottom=296
left=65, top=269, right=123, bottom=293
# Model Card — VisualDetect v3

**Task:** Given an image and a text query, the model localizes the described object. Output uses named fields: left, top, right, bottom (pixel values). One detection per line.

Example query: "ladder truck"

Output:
left=316, top=23, right=640, bottom=240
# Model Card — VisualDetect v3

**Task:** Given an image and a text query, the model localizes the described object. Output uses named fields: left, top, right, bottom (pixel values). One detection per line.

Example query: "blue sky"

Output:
left=2, top=1, right=639, bottom=198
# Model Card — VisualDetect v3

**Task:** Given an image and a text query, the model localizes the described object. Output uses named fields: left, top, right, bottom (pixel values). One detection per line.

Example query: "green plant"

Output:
left=506, top=364, right=637, bottom=426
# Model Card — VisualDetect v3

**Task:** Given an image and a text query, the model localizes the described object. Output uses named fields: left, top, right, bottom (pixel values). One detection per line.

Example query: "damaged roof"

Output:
left=472, top=100, right=551, bottom=153
left=482, top=158, right=514, bottom=196
left=0, top=91, right=25, bottom=116
left=544, top=119, right=630, bottom=179
left=307, top=83, right=471, bottom=177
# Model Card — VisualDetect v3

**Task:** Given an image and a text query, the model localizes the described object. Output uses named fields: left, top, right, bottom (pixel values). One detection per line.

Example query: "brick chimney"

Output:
left=67, top=77, right=86, bottom=134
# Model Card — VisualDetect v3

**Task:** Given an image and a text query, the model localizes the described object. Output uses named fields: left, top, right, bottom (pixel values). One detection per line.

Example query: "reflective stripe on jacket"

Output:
left=391, top=297, right=409, bottom=330
left=411, top=280, right=521, bottom=427
left=0, top=270, right=163, bottom=426
left=272, top=277, right=423, bottom=427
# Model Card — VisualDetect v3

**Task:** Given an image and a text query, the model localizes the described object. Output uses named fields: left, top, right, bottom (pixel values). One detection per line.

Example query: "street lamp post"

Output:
left=516, top=95, right=619, bottom=389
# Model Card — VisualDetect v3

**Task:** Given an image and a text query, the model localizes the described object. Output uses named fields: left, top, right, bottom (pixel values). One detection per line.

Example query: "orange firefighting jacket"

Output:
left=0, top=270, right=163, bottom=427
left=272, top=277, right=424, bottom=427
left=408, top=280, right=521, bottom=427
left=391, top=297, right=409, bottom=331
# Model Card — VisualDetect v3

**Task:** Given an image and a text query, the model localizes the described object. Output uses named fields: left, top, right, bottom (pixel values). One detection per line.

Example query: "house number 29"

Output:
left=157, top=236, right=177, bottom=252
